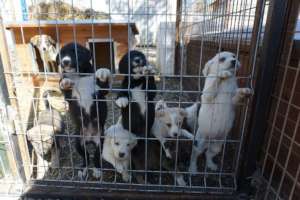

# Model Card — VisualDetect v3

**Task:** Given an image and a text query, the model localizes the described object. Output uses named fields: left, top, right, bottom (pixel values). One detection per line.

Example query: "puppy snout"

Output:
left=62, top=59, right=70, bottom=66
left=231, top=60, right=236, bottom=67
left=119, top=152, right=125, bottom=158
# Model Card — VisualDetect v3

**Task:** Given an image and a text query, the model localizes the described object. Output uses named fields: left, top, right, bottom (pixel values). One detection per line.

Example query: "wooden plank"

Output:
left=0, top=17, right=31, bottom=181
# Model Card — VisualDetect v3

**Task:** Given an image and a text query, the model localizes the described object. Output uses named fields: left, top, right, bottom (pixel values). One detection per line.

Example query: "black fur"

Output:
left=56, top=42, right=93, bottom=73
left=117, top=50, right=157, bottom=182
left=57, top=42, right=109, bottom=170
left=117, top=50, right=156, bottom=136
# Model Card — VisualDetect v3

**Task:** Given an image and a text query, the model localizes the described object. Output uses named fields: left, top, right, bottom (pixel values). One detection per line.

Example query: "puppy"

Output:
left=189, top=52, right=252, bottom=173
left=30, top=35, right=58, bottom=72
left=115, top=50, right=157, bottom=182
left=116, top=50, right=156, bottom=136
left=152, top=100, right=194, bottom=158
left=27, top=90, right=64, bottom=179
left=57, top=42, right=111, bottom=178
left=102, top=123, right=137, bottom=182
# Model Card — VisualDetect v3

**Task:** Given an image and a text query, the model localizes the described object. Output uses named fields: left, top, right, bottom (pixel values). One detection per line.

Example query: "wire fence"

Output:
left=0, top=0, right=271, bottom=196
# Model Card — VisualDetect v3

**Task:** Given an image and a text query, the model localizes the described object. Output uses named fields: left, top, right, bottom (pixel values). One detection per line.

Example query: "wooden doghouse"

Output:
left=6, top=21, right=138, bottom=73
left=4, top=21, right=138, bottom=136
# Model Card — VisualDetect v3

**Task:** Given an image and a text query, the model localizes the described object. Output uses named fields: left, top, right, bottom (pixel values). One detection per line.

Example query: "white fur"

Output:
left=102, top=123, right=137, bottom=182
left=60, top=69, right=111, bottom=144
left=95, top=68, right=111, bottom=82
left=116, top=97, right=129, bottom=108
left=189, top=52, right=252, bottom=173
left=131, top=85, right=146, bottom=114
left=31, top=35, right=57, bottom=72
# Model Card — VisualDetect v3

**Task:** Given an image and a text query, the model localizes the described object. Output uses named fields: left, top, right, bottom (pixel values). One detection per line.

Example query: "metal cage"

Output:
left=0, top=0, right=298, bottom=199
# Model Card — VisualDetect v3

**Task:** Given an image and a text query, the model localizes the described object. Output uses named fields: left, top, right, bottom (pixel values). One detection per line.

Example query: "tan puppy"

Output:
left=152, top=100, right=194, bottom=158
left=30, top=35, right=58, bottom=72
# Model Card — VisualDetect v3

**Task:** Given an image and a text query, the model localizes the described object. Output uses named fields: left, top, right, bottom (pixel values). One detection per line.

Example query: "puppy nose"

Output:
left=63, top=60, right=70, bottom=66
left=231, top=60, right=236, bottom=67
left=173, top=132, right=178, bottom=137
left=43, top=47, right=46, bottom=51
left=119, top=152, right=125, bottom=158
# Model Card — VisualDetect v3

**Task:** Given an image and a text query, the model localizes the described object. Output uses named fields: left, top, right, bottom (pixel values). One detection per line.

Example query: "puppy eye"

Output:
left=127, top=143, right=130, bottom=146
left=115, top=142, right=119, bottom=146
left=166, top=123, right=171, bottom=128
left=219, top=57, right=226, bottom=62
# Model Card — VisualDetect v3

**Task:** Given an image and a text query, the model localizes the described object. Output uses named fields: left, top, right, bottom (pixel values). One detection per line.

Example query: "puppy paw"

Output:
left=92, top=168, right=102, bottom=178
left=165, top=149, right=172, bottom=159
left=116, top=97, right=129, bottom=108
left=188, top=164, right=198, bottom=175
left=78, top=167, right=88, bottom=180
left=122, top=172, right=131, bottom=182
left=218, top=70, right=233, bottom=79
left=96, top=68, right=111, bottom=82
left=143, top=65, right=156, bottom=75
left=207, top=162, right=218, bottom=171
left=237, top=88, right=253, bottom=97
left=60, top=78, right=74, bottom=90
left=176, top=175, right=187, bottom=186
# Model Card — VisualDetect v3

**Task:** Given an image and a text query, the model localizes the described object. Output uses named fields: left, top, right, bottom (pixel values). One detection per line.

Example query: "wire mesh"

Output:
left=0, top=0, right=265, bottom=195
left=256, top=5, right=300, bottom=200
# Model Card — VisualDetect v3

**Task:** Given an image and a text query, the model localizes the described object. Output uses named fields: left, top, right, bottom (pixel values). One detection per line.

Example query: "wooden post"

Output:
left=174, top=0, right=182, bottom=75
left=0, top=16, right=30, bottom=182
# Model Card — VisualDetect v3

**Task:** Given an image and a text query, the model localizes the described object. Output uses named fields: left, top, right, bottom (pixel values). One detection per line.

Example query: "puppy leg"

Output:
left=50, top=148, right=60, bottom=168
left=95, top=68, right=111, bottom=96
left=76, top=139, right=89, bottom=179
left=189, top=135, right=206, bottom=174
left=176, top=174, right=187, bottom=186
left=205, top=143, right=222, bottom=171
left=92, top=145, right=102, bottom=178
left=218, top=70, right=233, bottom=79
left=59, top=78, right=75, bottom=91
left=115, top=96, right=129, bottom=108
left=162, top=143, right=172, bottom=159
left=36, top=153, right=49, bottom=179
left=202, top=76, right=220, bottom=102
left=180, top=129, right=194, bottom=139
left=232, top=88, right=253, bottom=105
left=121, top=161, right=131, bottom=182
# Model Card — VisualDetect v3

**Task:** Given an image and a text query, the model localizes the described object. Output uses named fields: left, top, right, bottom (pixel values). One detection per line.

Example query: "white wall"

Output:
left=23, top=0, right=177, bottom=45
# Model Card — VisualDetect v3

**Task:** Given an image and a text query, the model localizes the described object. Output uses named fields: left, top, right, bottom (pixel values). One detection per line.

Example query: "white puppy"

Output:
left=152, top=100, right=194, bottom=158
left=189, top=52, right=252, bottom=172
left=102, top=123, right=137, bottom=182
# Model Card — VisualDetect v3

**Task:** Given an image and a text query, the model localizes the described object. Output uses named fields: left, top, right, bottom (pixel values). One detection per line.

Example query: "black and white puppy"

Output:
left=115, top=50, right=156, bottom=182
left=115, top=50, right=156, bottom=136
left=57, top=42, right=111, bottom=178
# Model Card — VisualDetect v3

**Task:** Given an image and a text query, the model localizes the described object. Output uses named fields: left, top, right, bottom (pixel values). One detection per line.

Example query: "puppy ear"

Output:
left=56, top=53, right=60, bottom=65
left=179, top=109, right=188, bottom=118
left=47, top=35, right=56, bottom=46
left=202, top=60, right=212, bottom=76
left=78, top=44, right=92, bottom=63
left=130, top=134, right=137, bottom=147
left=155, top=100, right=167, bottom=111
left=105, top=124, right=121, bottom=137
left=30, top=35, right=39, bottom=46
left=155, top=110, right=165, bottom=118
